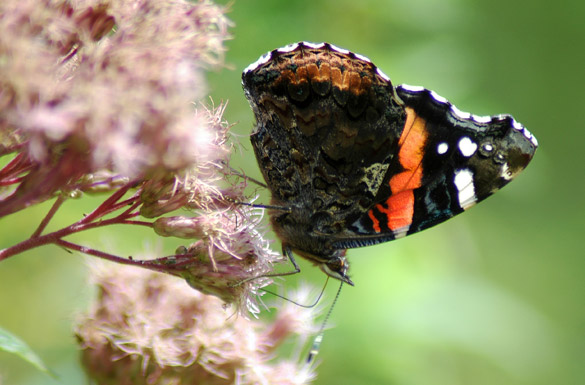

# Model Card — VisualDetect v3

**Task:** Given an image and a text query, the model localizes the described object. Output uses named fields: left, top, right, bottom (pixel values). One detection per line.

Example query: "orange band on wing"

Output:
left=376, top=190, right=414, bottom=231
left=383, top=108, right=428, bottom=232
left=391, top=108, right=427, bottom=191
left=368, top=210, right=381, bottom=233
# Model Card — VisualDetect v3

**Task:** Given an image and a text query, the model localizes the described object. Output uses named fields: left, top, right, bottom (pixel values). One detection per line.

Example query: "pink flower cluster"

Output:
left=76, top=262, right=318, bottom=385
left=0, top=0, right=232, bottom=215
left=0, top=0, right=283, bottom=309
left=0, top=2, right=323, bottom=383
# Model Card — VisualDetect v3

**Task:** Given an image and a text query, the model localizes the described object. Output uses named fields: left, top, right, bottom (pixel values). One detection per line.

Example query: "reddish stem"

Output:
left=0, top=177, right=26, bottom=186
left=0, top=153, right=32, bottom=179
left=54, top=239, right=178, bottom=275
left=0, top=142, right=27, bottom=157
left=78, top=183, right=134, bottom=224
left=31, top=194, right=67, bottom=238
left=119, top=198, right=142, bottom=217
left=121, top=219, right=152, bottom=227
left=0, top=207, right=143, bottom=262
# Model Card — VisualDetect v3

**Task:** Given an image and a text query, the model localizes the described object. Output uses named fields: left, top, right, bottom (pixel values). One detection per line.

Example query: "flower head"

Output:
left=150, top=207, right=284, bottom=315
left=76, top=261, right=318, bottom=385
left=0, top=0, right=231, bottom=215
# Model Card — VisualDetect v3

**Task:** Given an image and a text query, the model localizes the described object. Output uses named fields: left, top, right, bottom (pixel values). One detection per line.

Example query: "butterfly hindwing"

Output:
left=245, top=42, right=405, bottom=234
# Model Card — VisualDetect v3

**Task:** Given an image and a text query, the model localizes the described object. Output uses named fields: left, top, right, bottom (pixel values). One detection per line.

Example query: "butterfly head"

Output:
left=295, top=248, right=354, bottom=286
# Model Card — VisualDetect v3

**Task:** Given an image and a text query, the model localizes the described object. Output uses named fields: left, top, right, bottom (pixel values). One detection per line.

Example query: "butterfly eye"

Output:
left=320, top=253, right=354, bottom=286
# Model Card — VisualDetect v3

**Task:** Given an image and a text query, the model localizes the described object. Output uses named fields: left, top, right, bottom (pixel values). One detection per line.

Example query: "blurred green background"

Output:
left=1, top=0, right=584, bottom=384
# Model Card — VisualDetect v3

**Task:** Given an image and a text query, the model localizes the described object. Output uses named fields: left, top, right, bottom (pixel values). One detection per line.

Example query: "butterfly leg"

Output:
left=280, top=244, right=301, bottom=276
left=229, top=244, right=301, bottom=287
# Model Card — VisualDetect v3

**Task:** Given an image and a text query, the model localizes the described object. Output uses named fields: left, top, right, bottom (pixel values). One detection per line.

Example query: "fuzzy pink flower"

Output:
left=76, top=262, right=318, bottom=385
left=0, top=1, right=323, bottom=382
left=0, top=0, right=232, bottom=216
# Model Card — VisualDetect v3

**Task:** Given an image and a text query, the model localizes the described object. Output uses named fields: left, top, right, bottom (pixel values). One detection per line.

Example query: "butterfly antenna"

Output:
left=223, top=167, right=292, bottom=212
left=227, top=166, right=268, bottom=188
left=307, top=280, right=344, bottom=363
left=233, top=200, right=292, bottom=212
left=260, top=277, right=328, bottom=308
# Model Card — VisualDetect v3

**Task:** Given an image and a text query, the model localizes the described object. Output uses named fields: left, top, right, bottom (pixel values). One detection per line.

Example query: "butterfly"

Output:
left=242, top=42, right=537, bottom=285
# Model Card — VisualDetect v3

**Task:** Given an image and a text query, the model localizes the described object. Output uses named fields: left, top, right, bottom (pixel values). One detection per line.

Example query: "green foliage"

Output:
left=0, top=326, right=53, bottom=378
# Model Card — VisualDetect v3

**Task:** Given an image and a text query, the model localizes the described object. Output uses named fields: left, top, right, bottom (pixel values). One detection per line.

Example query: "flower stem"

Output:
left=78, top=182, right=135, bottom=224
left=0, top=188, right=147, bottom=261
left=54, top=239, right=183, bottom=276
left=31, top=194, right=67, bottom=238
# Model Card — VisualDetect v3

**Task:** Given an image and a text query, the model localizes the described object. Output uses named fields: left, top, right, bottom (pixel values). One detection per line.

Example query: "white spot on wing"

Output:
left=454, top=169, right=477, bottom=210
left=278, top=43, right=299, bottom=53
left=458, top=137, right=478, bottom=157
left=511, top=117, right=538, bottom=147
left=393, top=226, right=409, bottom=239
left=400, top=84, right=425, bottom=92
left=523, top=128, right=538, bottom=146
left=500, top=162, right=513, bottom=180
left=512, top=119, right=524, bottom=130
left=328, top=43, right=350, bottom=54
left=354, top=53, right=371, bottom=62
left=451, top=105, right=472, bottom=120
left=243, top=52, right=272, bottom=73
left=376, top=68, right=390, bottom=81
left=437, top=142, right=449, bottom=155
left=530, top=133, right=538, bottom=146
left=430, top=90, right=448, bottom=104
left=303, top=42, right=325, bottom=49
left=472, top=115, right=492, bottom=123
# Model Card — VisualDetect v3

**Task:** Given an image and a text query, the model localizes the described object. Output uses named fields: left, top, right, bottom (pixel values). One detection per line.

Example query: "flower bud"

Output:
left=153, top=216, right=207, bottom=239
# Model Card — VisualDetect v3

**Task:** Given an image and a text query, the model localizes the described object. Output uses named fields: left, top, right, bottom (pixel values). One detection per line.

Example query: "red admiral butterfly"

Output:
left=242, top=42, right=537, bottom=286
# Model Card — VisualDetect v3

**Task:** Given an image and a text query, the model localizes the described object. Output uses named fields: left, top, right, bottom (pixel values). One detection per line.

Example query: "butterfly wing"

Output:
left=243, top=42, right=406, bottom=236
left=332, top=85, right=538, bottom=249
left=243, top=42, right=537, bottom=283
